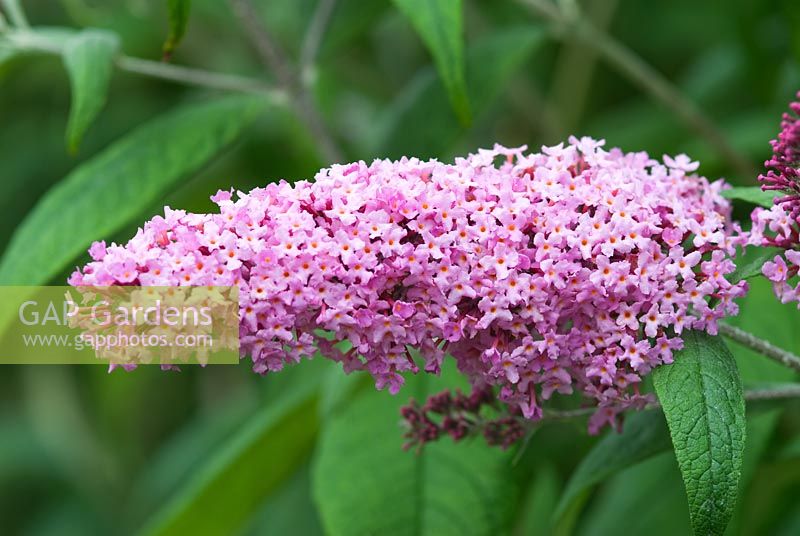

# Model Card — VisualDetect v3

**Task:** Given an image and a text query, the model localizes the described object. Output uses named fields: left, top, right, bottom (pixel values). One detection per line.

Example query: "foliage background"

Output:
left=0, top=0, right=799, bottom=535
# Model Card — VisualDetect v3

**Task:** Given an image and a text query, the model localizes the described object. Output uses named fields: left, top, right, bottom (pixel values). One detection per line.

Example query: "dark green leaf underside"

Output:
left=390, top=0, right=470, bottom=124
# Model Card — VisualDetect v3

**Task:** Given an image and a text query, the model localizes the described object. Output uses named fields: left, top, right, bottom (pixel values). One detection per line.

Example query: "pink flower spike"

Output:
left=70, top=138, right=749, bottom=435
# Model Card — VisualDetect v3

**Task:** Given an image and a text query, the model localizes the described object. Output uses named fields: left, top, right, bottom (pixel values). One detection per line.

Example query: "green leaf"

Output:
left=0, top=94, right=265, bottom=286
left=653, top=330, right=746, bottom=536
left=138, top=385, right=320, bottom=536
left=729, top=246, right=783, bottom=284
left=125, top=392, right=260, bottom=528
left=554, top=410, right=672, bottom=521
left=577, top=453, right=691, bottom=536
left=721, top=186, right=776, bottom=207
left=513, top=462, right=560, bottom=536
left=127, top=360, right=331, bottom=532
left=63, top=28, right=120, bottom=152
left=163, top=0, right=191, bottom=58
left=242, top=464, right=324, bottom=536
left=319, top=0, right=391, bottom=58
left=377, top=27, right=544, bottom=159
left=390, top=0, right=470, bottom=124
left=312, top=371, right=521, bottom=536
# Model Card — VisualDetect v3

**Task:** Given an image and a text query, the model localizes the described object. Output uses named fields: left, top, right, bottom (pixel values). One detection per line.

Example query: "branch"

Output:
left=718, top=323, right=800, bottom=374
left=5, top=29, right=285, bottom=100
left=300, top=0, right=338, bottom=75
left=227, top=0, right=294, bottom=88
left=116, top=56, right=286, bottom=102
left=227, top=0, right=344, bottom=164
left=538, top=384, right=800, bottom=423
left=744, top=383, right=800, bottom=401
left=517, top=0, right=755, bottom=179
left=547, top=0, right=618, bottom=137
left=508, top=82, right=564, bottom=141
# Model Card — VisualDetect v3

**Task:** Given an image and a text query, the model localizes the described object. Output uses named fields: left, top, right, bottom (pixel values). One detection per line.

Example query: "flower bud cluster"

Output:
left=400, top=387, right=525, bottom=450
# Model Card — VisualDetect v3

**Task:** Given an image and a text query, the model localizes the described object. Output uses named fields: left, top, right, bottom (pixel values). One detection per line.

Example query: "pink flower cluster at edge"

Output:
left=69, top=137, right=749, bottom=433
left=750, top=90, right=800, bottom=306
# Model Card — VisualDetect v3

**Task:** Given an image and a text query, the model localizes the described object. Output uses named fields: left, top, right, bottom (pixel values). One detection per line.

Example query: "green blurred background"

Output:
left=1, top=1, right=799, bottom=535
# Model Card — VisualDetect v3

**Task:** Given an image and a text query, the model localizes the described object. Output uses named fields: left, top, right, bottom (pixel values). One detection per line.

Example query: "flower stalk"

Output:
left=227, top=0, right=344, bottom=164
left=2, top=28, right=285, bottom=100
left=718, top=323, right=800, bottom=374
left=402, top=383, right=800, bottom=450
left=517, top=0, right=755, bottom=179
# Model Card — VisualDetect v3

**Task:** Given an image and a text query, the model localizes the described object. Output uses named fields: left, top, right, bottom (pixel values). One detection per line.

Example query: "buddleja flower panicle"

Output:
left=751, top=90, right=800, bottom=306
left=70, top=136, right=748, bottom=433
left=760, top=90, right=800, bottom=199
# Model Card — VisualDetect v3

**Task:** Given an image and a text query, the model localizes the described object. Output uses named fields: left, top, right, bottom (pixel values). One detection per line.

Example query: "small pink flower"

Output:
left=392, top=300, right=416, bottom=319
left=88, top=241, right=107, bottom=261
left=663, top=153, right=700, bottom=172
left=763, top=255, right=789, bottom=282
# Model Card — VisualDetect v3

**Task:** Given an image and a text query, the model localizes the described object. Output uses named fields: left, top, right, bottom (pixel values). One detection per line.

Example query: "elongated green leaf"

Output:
left=63, top=28, right=120, bottom=152
left=390, top=0, right=470, bottom=124
left=163, top=0, right=191, bottom=58
left=125, top=393, right=260, bottom=528
left=313, top=371, right=521, bottom=536
left=125, top=360, right=331, bottom=533
left=319, top=0, right=390, bottom=58
left=729, top=246, right=783, bottom=284
left=0, top=94, right=264, bottom=286
left=513, top=463, right=560, bottom=536
left=721, top=186, right=776, bottom=207
left=653, top=330, right=746, bottom=536
left=577, top=453, right=691, bottom=536
left=554, top=410, right=672, bottom=521
left=1, top=27, right=77, bottom=70
left=139, top=385, right=320, bottom=536
left=377, top=27, right=544, bottom=159
left=243, top=464, right=324, bottom=536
